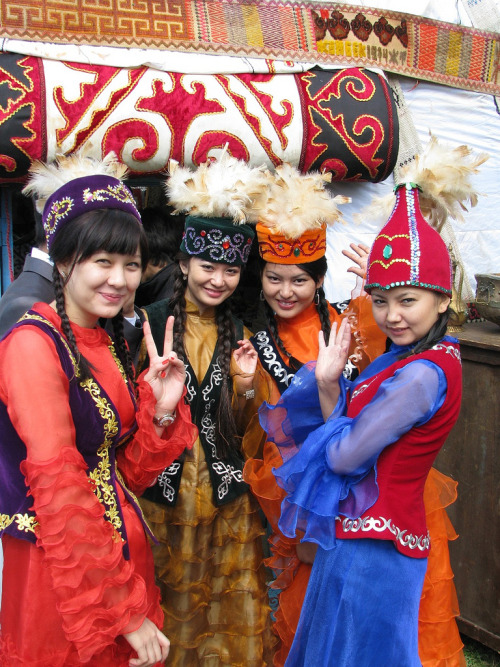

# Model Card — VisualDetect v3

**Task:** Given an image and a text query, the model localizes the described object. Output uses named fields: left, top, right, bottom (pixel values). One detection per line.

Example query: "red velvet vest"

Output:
left=335, top=340, right=462, bottom=558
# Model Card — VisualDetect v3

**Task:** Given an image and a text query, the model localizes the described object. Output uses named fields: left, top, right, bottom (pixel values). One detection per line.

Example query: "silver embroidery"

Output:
left=432, top=342, right=461, bottom=362
left=252, top=330, right=294, bottom=387
left=336, top=515, right=430, bottom=551
left=212, top=462, right=244, bottom=501
left=158, top=462, right=183, bottom=503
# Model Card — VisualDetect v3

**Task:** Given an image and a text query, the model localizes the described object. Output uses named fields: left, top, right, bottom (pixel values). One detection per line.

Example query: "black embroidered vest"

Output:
left=141, top=300, right=249, bottom=507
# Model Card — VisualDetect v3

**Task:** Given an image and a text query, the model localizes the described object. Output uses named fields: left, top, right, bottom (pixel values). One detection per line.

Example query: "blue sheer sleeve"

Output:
left=259, top=358, right=447, bottom=550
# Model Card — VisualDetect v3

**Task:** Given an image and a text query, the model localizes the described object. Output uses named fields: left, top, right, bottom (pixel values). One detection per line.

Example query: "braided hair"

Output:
left=50, top=208, right=148, bottom=383
left=170, top=254, right=240, bottom=458
left=260, top=256, right=330, bottom=371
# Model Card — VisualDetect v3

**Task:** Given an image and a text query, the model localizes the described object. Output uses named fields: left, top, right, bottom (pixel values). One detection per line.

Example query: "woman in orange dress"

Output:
left=243, top=164, right=464, bottom=667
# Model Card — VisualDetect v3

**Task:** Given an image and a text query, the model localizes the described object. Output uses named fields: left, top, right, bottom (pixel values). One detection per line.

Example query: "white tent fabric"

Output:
left=324, top=76, right=500, bottom=302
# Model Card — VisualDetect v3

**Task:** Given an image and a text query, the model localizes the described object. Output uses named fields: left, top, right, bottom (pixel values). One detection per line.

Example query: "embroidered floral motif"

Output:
left=83, top=378, right=123, bottom=534
left=82, top=182, right=137, bottom=207
left=0, top=512, right=38, bottom=534
left=158, top=462, right=183, bottom=502
left=44, top=196, right=74, bottom=239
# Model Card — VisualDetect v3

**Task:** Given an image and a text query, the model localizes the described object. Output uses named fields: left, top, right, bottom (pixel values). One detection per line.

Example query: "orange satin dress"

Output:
left=243, top=297, right=465, bottom=667
left=0, top=303, right=196, bottom=666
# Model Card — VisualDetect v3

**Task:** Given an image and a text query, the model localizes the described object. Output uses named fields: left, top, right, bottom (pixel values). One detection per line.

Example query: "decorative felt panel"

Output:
left=0, top=53, right=398, bottom=183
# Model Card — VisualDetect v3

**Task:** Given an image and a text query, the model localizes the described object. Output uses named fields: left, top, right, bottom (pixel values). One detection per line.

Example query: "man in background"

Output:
left=0, top=204, right=54, bottom=337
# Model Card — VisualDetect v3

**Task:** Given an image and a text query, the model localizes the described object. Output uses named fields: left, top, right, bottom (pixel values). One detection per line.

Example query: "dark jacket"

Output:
left=0, top=254, right=54, bottom=337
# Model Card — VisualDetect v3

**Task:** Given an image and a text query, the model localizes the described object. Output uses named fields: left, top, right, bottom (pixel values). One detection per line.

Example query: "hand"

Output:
left=123, top=617, right=170, bottom=667
left=143, top=317, right=185, bottom=415
left=342, top=242, right=370, bottom=280
left=315, top=319, right=351, bottom=389
left=232, top=339, right=258, bottom=395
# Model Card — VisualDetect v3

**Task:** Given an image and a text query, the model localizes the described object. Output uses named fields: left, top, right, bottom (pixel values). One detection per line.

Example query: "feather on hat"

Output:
left=252, top=163, right=350, bottom=238
left=166, top=145, right=268, bottom=224
left=22, top=147, right=140, bottom=252
left=364, top=134, right=488, bottom=231
left=23, top=149, right=129, bottom=215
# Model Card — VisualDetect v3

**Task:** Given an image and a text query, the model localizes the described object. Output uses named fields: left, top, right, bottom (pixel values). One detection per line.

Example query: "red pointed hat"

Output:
left=365, top=183, right=452, bottom=296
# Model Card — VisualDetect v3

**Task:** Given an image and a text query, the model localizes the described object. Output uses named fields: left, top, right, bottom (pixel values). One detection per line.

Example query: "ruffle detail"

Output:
left=20, top=446, right=150, bottom=663
left=139, top=444, right=275, bottom=666
left=259, top=364, right=377, bottom=549
left=117, top=378, right=197, bottom=496
left=341, top=293, right=388, bottom=368
left=245, top=438, right=465, bottom=666
left=419, top=468, right=465, bottom=667
left=244, top=442, right=307, bottom=665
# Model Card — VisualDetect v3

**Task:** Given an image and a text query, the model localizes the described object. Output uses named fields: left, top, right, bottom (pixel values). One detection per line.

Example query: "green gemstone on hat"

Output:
left=293, top=247, right=301, bottom=257
left=383, top=244, right=392, bottom=259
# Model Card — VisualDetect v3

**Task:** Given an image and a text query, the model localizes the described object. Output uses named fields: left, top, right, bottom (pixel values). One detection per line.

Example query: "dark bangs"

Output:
left=259, top=255, right=328, bottom=281
left=50, top=208, right=149, bottom=269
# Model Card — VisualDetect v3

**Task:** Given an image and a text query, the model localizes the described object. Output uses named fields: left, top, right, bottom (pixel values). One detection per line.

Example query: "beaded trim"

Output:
left=364, top=279, right=452, bottom=294
left=182, top=225, right=253, bottom=265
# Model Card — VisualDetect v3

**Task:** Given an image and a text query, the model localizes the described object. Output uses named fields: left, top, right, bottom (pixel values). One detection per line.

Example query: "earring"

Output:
left=259, top=290, right=265, bottom=301
left=182, top=273, right=188, bottom=282
left=60, top=270, right=67, bottom=280
left=314, top=289, right=320, bottom=305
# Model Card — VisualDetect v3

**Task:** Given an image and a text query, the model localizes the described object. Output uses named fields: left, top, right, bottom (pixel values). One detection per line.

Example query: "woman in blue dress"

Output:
left=260, top=178, right=466, bottom=666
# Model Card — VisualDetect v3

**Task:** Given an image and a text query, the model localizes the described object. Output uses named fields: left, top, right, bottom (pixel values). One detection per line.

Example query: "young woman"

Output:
left=0, top=154, right=196, bottom=667
left=260, top=182, right=463, bottom=666
left=138, top=155, right=274, bottom=665
left=242, top=166, right=387, bottom=665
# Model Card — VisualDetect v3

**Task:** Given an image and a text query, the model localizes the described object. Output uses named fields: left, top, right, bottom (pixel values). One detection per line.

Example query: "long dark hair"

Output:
left=260, top=256, right=331, bottom=372
left=50, top=208, right=148, bottom=382
left=169, top=253, right=240, bottom=458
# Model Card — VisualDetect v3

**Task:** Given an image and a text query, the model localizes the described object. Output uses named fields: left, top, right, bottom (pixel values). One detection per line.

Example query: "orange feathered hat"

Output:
left=252, top=164, right=349, bottom=265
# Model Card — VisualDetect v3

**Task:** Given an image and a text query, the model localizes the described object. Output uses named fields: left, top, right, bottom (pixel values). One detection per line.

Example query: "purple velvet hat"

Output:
left=42, top=174, right=141, bottom=251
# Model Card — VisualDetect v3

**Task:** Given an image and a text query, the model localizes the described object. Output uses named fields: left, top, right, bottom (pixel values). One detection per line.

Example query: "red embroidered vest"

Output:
left=335, top=340, right=462, bottom=558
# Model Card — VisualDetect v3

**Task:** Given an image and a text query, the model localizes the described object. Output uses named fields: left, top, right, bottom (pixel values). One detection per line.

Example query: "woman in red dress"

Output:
left=0, top=152, right=197, bottom=666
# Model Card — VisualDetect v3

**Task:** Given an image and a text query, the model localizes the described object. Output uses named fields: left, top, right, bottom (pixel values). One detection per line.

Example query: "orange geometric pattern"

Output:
left=0, top=1, right=498, bottom=95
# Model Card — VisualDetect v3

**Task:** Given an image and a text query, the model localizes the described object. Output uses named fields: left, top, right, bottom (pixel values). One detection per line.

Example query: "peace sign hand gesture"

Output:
left=143, top=316, right=186, bottom=415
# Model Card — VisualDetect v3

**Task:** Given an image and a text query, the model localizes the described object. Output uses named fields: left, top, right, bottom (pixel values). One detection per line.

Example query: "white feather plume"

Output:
left=251, top=163, right=350, bottom=238
left=363, top=135, right=489, bottom=230
left=23, top=148, right=128, bottom=214
left=166, top=146, right=269, bottom=224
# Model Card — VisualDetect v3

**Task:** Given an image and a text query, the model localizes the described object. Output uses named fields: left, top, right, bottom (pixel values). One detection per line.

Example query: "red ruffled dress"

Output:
left=0, top=303, right=197, bottom=666
left=244, top=298, right=464, bottom=667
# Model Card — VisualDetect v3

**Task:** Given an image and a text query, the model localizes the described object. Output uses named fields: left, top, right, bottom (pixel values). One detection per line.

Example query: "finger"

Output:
left=158, top=633, right=170, bottom=661
left=338, top=319, right=351, bottom=348
left=328, top=321, right=338, bottom=347
left=143, top=320, right=159, bottom=363
left=318, top=330, right=325, bottom=350
left=163, top=315, right=174, bottom=357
